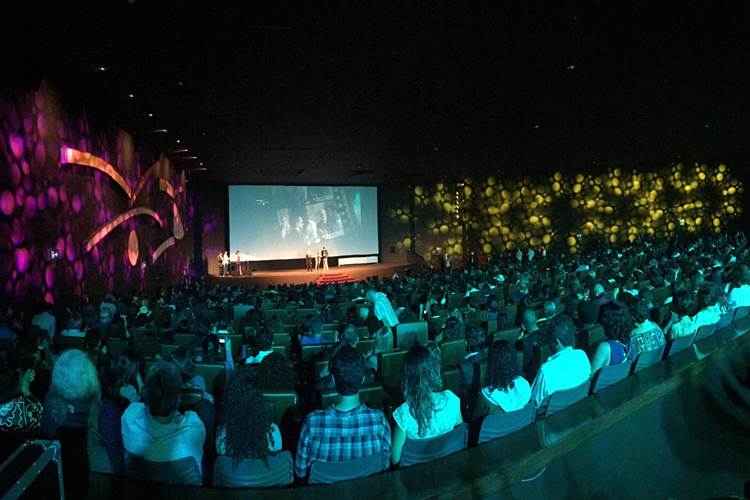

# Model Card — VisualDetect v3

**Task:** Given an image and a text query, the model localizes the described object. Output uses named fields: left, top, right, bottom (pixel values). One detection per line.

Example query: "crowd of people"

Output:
left=1, top=231, right=749, bottom=493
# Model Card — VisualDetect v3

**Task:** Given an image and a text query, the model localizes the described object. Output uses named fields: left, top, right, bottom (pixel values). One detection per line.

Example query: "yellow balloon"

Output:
left=483, top=243, right=492, bottom=254
left=567, top=236, right=577, bottom=247
left=485, top=186, right=495, bottom=197
left=453, top=243, right=463, bottom=254
left=529, top=215, right=540, bottom=225
left=487, top=176, right=497, bottom=186
left=403, top=237, right=412, bottom=248
left=463, top=186, right=473, bottom=197
left=414, top=186, right=424, bottom=196
left=440, top=224, right=449, bottom=234
left=542, top=234, right=551, bottom=244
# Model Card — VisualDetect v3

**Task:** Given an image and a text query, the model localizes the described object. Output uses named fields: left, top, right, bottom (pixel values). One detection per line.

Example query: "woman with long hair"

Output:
left=217, top=367, right=281, bottom=465
left=481, top=340, right=531, bottom=412
left=591, top=305, right=634, bottom=372
left=391, top=344, right=462, bottom=464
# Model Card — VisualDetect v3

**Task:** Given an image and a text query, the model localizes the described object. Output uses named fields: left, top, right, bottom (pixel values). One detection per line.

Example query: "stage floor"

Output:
left=208, top=262, right=409, bottom=287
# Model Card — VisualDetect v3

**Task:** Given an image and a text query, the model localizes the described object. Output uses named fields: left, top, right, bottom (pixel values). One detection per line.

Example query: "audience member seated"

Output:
left=391, top=344, right=463, bottom=464
left=0, top=348, right=42, bottom=434
left=255, top=352, right=297, bottom=392
left=480, top=340, right=531, bottom=414
left=296, top=346, right=391, bottom=478
left=60, top=312, right=86, bottom=338
left=366, top=289, right=400, bottom=330
left=590, top=306, right=633, bottom=373
left=244, top=327, right=273, bottom=365
left=665, top=291, right=698, bottom=340
left=31, top=302, right=56, bottom=339
left=216, top=367, right=282, bottom=462
left=693, top=285, right=723, bottom=330
left=518, top=308, right=550, bottom=380
left=727, top=264, right=750, bottom=309
left=530, top=315, right=591, bottom=408
left=122, top=361, right=206, bottom=474
left=628, top=301, right=666, bottom=358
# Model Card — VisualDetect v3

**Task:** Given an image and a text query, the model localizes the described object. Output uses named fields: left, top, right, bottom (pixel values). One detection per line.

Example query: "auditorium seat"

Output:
left=127, top=456, right=202, bottom=486
left=213, top=452, right=293, bottom=488
left=400, top=423, right=468, bottom=467
left=271, top=345, right=288, bottom=357
left=589, top=360, right=632, bottom=394
left=665, top=333, right=696, bottom=358
left=263, top=392, right=298, bottom=424
left=478, top=402, right=535, bottom=444
left=272, top=333, right=291, bottom=346
left=379, top=350, right=407, bottom=393
left=493, top=327, right=521, bottom=343
left=309, top=452, right=388, bottom=484
left=442, top=368, right=461, bottom=395
left=692, top=323, right=717, bottom=343
left=355, top=338, right=376, bottom=357
left=194, top=363, right=225, bottom=391
left=732, top=306, right=750, bottom=335
left=632, top=346, right=665, bottom=372
left=440, top=339, right=467, bottom=369
left=541, top=380, right=590, bottom=417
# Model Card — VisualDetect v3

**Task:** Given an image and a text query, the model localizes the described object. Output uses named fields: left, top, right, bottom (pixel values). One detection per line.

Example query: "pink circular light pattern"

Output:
left=47, top=186, right=58, bottom=208
left=0, top=191, right=15, bottom=215
left=45, top=265, right=54, bottom=288
left=10, top=134, right=24, bottom=158
left=15, top=247, right=30, bottom=273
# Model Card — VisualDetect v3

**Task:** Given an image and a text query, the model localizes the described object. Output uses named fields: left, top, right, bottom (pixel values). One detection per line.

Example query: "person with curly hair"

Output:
left=216, top=367, right=281, bottom=465
left=481, top=340, right=531, bottom=412
left=254, top=352, right=296, bottom=391
left=590, top=305, right=634, bottom=373
left=391, top=344, right=462, bottom=464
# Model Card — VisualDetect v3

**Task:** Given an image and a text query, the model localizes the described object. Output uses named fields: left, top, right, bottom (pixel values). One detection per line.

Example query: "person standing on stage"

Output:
left=321, top=245, right=329, bottom=271
left=235, top=250, right=242, bottom=276
left=217, top=252, right=224, bottom=276
left=315, top=249, right=321, bottom=271
left=305, top=249, right=313, bottom=272
left=222, top=251, right=230, bottom=277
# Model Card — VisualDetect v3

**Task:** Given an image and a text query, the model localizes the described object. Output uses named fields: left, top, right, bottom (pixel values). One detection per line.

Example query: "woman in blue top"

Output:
left=590, top=305, right=633, bottom=373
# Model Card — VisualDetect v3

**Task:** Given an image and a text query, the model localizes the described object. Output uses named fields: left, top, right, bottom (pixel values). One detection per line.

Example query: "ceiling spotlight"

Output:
left=192, top=167, right=208, bottom=172
left=152, top=128, right=168, bottom=133
left=178, top=81, right=184, bottom=86
left=173, top=148, right=189, bottom=153
left=199, top=162, right=204, bottom=166
left=533, top=124, right=540, bottom=129
left=183, top=156, right=198, bottom=160
left=128, top=93, right=135, bottom=99
left=97, top=66, right=107, bottom=72
left=566, top=64, right=576, bottom=70
left=176, top=139, right=181, bottom=144
left=147, top=112, right=154, bottom=118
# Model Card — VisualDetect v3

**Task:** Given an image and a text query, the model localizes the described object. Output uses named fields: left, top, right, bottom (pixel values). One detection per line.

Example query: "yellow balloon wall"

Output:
left=398, top=163, right=743, bottom=256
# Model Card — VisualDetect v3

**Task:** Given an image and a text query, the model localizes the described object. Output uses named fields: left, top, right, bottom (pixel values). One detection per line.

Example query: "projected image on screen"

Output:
left=229, top=185, right=378, bottom=261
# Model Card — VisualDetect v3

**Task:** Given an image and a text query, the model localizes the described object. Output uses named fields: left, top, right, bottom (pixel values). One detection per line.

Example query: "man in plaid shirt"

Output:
left=296, top=345, right=391, bottom=479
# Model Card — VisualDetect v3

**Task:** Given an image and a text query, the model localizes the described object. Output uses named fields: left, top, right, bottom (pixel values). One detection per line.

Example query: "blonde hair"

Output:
left=51, top=349, right=100, bottom=402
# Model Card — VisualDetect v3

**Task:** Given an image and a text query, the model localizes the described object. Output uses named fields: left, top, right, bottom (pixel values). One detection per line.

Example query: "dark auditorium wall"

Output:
left=0, top=82, right=193, bottom=304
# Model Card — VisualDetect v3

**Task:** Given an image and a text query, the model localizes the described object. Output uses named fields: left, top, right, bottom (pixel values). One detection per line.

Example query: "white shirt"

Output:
left=393, top=390, right=462, bottom=440
left=669, top=315, right=696, bottom=339
left=244, top=349, right=272, bottom=365
left=692, top=304, right=722, bottom=331
left=531, top=347, right=591, bottom=407
left=481, top=376, right=531, bottom=412
left=121, top=403, right=206, bottom=472
left=368, top=291, right=400, bottom=328
left=728, top=284, right=750, bottom=309
left=60, top=328, right=86, bottom=338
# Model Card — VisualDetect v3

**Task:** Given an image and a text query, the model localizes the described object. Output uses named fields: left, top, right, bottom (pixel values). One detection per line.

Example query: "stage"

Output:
left=207, top=262, right=410, bottom=287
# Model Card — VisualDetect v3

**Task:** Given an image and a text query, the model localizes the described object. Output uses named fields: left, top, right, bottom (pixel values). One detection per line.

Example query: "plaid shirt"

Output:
left=295, top=404, right=391, bottom=478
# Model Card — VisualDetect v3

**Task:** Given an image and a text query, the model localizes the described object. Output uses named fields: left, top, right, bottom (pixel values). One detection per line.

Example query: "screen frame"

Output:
left=224, top=182, right=382, bottom=263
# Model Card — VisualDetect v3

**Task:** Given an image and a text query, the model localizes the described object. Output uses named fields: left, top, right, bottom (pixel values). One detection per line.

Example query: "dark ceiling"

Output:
left=4, top=1, right=749, bottom=185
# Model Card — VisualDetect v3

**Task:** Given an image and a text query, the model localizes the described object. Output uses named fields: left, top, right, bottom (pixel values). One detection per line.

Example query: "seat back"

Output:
left=271, top=345, right=287, bottom=357
left=232, top=304, right=252, bottom=321
left=493, top=327, right=521, bottom=344
left=666, top=333, right=695, bottom=358
left=478, top=401, right=535, bottom=443
left=632, top=346, right=665, bottom=372
left=442, top=368, right=461, bottom=394
left=309, top=452, right=387, bottom=484
left=127, top=456, right=201, bottom=486
left=213, top=451, right=293, bottom=488
left=582, top=324, right=606, bottom=353
left=400, top=424, right=468, bottom=467
left=440, top=339, right=467, bottom=369
left=693, top=323, right=717, bottom=342
left=273, top=333, right=291, bottom=346
left=355, top=338, right=376, bottom=356
left=544, top=380, right=590, bottom=417
left=395, top=322, right=428, bottom=350
left=732, top=306, right=750, bottom=335
left=590, top=360, right=632, bottom=394
left=263, top=392, right=298, bottom=424
left=194, top=364, right=225, bottom=391
left=379, top=350, right=407, bottom=391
